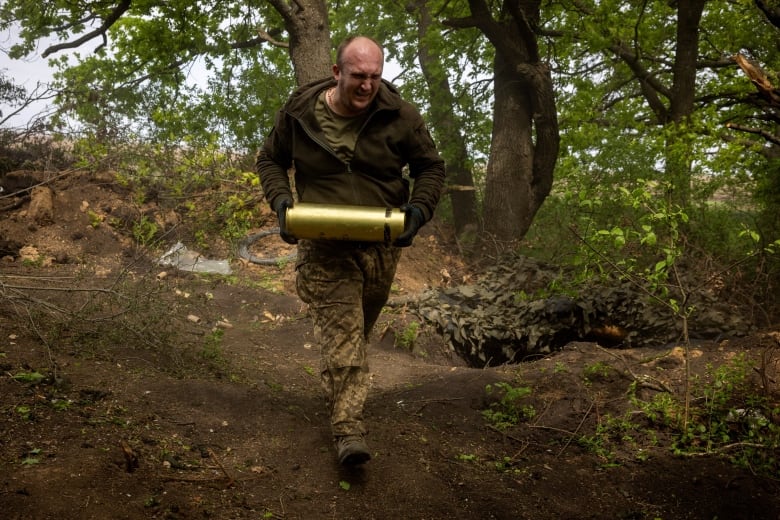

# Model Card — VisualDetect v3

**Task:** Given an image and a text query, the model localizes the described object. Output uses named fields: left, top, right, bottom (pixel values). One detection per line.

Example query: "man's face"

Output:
left=333, top=41, right=383, bottom=116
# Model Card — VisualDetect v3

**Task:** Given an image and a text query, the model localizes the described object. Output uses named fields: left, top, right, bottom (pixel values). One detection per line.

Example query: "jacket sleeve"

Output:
left=256, top=108, right=295, bottom=211
left=406, top=113, right=446, bottom=222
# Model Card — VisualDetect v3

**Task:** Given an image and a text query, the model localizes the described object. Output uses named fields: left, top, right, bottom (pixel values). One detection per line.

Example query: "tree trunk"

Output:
left=483, top=50, right=557, bottom=245
left=610, top=0, right=705, bottom=207
left=665, top=0, right=705, bottom=206
left=271, top=0, right=332, bottom=84
left=465, top=0, right=559, bottom=249
left=411, top=1, right=479, bottom=238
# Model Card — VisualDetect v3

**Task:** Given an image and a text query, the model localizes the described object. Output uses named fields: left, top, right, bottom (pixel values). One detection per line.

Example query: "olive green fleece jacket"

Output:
left=256, top=77, right=445, bottom=223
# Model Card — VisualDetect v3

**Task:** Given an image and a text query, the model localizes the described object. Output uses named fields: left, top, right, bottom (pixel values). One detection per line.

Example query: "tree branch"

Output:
left=755, top=0, right=780, bottom=28
left=42, top=0, right=132, bottom=58
left=506, top=1, right=539, bottom=62
left=249, top=29, right=289, bottom=49
left=610, top=41, right=672, bottom=122
left=465, top=0, right=511, bottom=53
left=230, top=37, right=265, bottom=50
left=0, top=82, right=57, bottom=128
left=443, top=0, right=496, bottom=41
left=266, top=0, right=295, bottom=22
left=52, top=13, right=100, bottom=33
left=734, top=53, right=780, bottom=106
left=725, top=122, right=780, bottom=146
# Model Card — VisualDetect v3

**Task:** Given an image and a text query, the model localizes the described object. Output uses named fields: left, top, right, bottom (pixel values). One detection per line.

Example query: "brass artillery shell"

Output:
left=284, top=203, right=405, bottom=243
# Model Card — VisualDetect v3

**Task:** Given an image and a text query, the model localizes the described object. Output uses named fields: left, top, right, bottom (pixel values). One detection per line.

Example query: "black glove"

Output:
left=394, top=204, right=425, bottom=247
left=274, top=197, right=297, bottom=245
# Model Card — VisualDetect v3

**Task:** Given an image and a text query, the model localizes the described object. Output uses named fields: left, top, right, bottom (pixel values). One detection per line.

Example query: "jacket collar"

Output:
left=284, top=77, right=402, bottom=119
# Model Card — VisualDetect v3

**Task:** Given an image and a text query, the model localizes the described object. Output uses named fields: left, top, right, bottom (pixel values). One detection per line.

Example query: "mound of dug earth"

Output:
left=1, top=169, right=779, bottom=519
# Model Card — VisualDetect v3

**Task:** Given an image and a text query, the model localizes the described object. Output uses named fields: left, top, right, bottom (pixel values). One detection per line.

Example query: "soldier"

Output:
left=256, top=35, right=445, bottom=465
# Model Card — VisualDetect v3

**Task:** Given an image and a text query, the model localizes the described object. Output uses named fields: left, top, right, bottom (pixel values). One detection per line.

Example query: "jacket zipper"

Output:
left=289, top=103, right=386, bottom=204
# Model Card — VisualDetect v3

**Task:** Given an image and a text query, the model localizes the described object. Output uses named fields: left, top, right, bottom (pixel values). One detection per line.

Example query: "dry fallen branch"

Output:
left=556, top=401, right=595, bottom=458
left=487, top=424, right=529, bottom=446
left=680, top=442, right=773, bottom=457
left=119, top=440, right=139, bottom=473
left=592, top=343, right=674, bottom=393
left=1, top=282, right=125, bottom=296
left=207, top=448, right=235, bottom=487
left=0, top=169, right=75, bottom=201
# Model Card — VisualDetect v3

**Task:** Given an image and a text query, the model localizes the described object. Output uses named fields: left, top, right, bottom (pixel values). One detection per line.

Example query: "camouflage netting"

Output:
left=404, top=256, right=753, bottom=368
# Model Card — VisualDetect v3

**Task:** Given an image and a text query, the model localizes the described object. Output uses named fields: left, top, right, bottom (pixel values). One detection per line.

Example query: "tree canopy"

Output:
left=2, top=0, right=779, bottom=259
left=1, top=1, right=297, bottom=147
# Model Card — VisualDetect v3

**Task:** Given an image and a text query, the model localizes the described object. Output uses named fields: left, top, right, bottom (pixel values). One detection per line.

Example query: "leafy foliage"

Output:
left=482, top=382, right=536, bottom=429
left=2, top=0, right=779, bottom=350
left=69, top=136, right=264, bottom=247
left=2, top=0, right=294, bottom=151
left=630, top=353, right=780, bottom=477
left=0, top=70, right=26, bottom=116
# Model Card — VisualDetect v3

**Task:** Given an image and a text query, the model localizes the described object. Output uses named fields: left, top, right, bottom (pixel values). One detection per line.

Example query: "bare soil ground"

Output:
left=1, top=171, right=779, bottom=519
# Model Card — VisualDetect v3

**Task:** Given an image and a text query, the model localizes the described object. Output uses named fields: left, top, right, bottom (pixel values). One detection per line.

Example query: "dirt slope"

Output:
left=1, top=171, right=779, bottom=519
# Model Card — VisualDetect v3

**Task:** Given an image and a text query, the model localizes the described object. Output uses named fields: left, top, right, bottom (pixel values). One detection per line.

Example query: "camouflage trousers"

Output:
left=295, top=239, right=401, bottom=437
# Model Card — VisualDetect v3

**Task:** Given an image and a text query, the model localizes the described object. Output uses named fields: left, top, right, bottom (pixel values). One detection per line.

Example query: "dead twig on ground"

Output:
left=487, top=424, right=528, bottom=445
left=207, top=448, right=235, bottom=487
left=679, top=442, right=772, bottom=456
left=556, top=401, right=595, bottom=458
left=119, top=440, right=139, bottom=473
left=592, top=344, right=673, bottom=393
left=0, top=169, right=75, bottom=201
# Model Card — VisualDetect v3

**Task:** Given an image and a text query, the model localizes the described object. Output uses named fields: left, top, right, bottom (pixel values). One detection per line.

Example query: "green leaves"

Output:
left=12, top=370, right=45, bottom=384
left=482, top=382, right=535, bottom=430
left=596, top=227, right=626, bottom=248
left=2, top=0, right=294, bottom=151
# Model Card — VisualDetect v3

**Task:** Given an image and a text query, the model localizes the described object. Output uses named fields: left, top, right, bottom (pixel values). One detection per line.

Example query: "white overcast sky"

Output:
left=0, top=27, right=63, bottom=127
left=1, top=26, right=405, bottom=129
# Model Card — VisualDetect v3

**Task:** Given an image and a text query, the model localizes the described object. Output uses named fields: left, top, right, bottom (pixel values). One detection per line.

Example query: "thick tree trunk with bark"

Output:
left=452, top=0, right=558, bottom=249
left=610, top=0, right=705, bottom=207
left=412, top=0, right=479, bottom=238
left=270, top=0, right=332, bottom=84
left=665, top=0, right=706, bottom=206
left=483, top=52, right=556, bottom=244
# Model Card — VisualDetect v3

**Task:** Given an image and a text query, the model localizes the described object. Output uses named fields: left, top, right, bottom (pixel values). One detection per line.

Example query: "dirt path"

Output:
left=2, top=270, right=779, bottom=520
left=1, top=172, right=779, bottom=519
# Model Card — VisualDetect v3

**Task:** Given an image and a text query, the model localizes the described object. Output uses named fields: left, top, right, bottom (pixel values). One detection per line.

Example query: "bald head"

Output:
left=331, top=36, right=384, bottom=117
left=336, top=36, right=384, bottom=70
